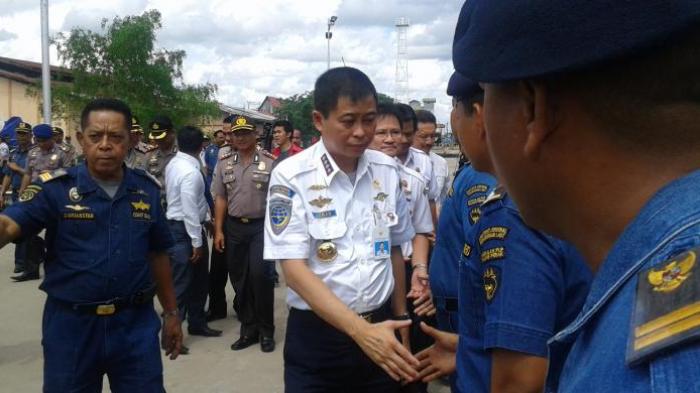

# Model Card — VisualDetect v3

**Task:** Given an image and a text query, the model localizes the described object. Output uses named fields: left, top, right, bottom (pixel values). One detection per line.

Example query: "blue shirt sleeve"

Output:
left=2, top=181, right=54, bottom=240
left=476, top=207, right=565, bottom=357
left=148, top=188, right=175, bottom=252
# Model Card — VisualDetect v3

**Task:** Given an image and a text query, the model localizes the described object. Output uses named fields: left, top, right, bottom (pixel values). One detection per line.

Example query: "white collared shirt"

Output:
left=263, top=140, right=415, bottom=312
left=165, top=151, right=209, bottom=248
left=406, top=147, right=439, bottom=201
left=429, top=151, right=449, bottom=205
left=398, top=164, right=434, bottom=258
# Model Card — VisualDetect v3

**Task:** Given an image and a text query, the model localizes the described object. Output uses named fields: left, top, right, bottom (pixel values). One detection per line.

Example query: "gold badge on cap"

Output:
left=258, top=161, right=266, bottom=171
left=236, top=117, right=247, bottom=127
left=152, top=123, right=160, bottom=130
left=69, top=187, right=82, bottom=202
left=317, top=241, right=338, bottom=263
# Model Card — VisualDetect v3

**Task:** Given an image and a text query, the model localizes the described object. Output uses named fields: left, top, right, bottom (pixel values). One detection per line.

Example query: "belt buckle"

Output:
left=96, top=304, right=116, bottom=316
left=241, top=217, right=249, bottom=223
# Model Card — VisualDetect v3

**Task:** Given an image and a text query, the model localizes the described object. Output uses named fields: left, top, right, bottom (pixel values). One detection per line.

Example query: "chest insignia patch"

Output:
left=467, top=195, right=487, bottom=207
left=68, top=187, right=82, bottom=202
left=479, top=227, right=509, bottom=246
left=269, top=198, right=292, bottom=235
left=627, top=248, right=700, bottom=366
left=309, top=184, right=328, bottom=191
left=463, top=243, right=472, bottom=257
left=374, top=192, right=389, bottom=202
left=481, top=247, right=505, bottom=263
left=131, top=199, right=151, bottom=220
left=63, top=204, right=94, bottom=220
left=372, top=179, right=381, bottom=190
left=309, top=196, right=332, bottom=208
left=484, top=266, right=499, bottom=303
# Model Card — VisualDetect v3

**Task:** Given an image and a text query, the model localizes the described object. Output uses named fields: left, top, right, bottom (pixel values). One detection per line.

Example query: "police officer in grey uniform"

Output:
left=145, top=116, right=178, bottom=188
left=213, top=116, right=276, bottom=353
left=125, top=117, right=156, bottom=169
left=51, top=126, right=76, bottom=166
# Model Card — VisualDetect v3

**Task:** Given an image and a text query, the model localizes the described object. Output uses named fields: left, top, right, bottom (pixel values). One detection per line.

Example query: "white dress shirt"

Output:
left=165, top=151, right=209, bottom=248
left=398, top=164, right=434, bottom=258
left=264, top=140, right=415, bottom=313
left=429, top=151, right=450, bottom=205
left=406, top=147, right=439, bottom=201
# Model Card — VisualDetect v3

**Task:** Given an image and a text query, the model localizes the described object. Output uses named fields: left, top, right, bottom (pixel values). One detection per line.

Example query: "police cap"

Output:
left=15, top=122, right=32, bottom=134
left=131, top=117, right=143, bottom=134
left=51, top=126, right=64, bottom=135
left=453, top=1, right=700, bottom=82
left=33, top=124, right=53, bottom=139
left=231, top=116, right=255, bottom=133
left=148, top=115, right=173, bottom=140
left=447, top=71, right=482, bottom=99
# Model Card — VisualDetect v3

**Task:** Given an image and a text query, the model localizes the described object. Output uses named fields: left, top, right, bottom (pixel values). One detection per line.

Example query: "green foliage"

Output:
left=50, top=9, right=218, bottom=129
left=276, top=91, right=397, bottom=145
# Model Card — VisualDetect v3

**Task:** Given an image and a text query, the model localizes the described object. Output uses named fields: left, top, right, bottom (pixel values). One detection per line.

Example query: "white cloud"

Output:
left=0, top=0, right=460, bottom=124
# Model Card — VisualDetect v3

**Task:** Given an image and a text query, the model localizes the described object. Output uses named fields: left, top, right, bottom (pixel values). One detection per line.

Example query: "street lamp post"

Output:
left=326, top=16, right=337, bottom=70
left=40, top=0, right=51, bottom=123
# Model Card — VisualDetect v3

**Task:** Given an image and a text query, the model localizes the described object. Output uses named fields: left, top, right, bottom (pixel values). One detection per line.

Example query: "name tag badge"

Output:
left=373, top=223, right=390, bottom=260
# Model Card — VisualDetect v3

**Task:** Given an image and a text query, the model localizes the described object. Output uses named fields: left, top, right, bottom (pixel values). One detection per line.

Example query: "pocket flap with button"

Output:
left=308, top=219, right=347, bottom=240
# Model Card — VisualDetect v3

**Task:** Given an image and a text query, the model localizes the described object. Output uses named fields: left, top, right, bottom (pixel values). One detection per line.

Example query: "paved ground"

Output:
left=0, top=245, right=450, bottom=392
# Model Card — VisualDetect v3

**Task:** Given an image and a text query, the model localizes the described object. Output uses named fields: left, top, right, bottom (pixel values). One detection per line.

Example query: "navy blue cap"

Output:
left=33, top=124, right=53, bottom=139
left=453, top=1, right=700, bottom=82
left=447, top=72, right=483, bottom=99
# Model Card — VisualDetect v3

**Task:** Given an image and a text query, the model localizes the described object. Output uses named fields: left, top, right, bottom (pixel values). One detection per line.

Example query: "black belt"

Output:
left=434, top=296, right=458, bottom=312
left=291, top=304, right=390, bottom=324
left=229, top=216, right=263, bottom=224
left=51, top=287, right=156, bottom=316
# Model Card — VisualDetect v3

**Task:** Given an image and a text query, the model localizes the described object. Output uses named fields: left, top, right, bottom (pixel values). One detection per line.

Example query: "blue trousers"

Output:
left=167, top=220, right=209, bottom=330
left=284, top=308, right=399, bottom=393
left=42, top=298, right=164, bottom=393
left=434, top=300, right=459, bottom=392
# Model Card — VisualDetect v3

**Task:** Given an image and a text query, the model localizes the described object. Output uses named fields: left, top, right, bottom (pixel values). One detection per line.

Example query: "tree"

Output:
left=276, top=91, right=396, bottom=145
left=49, top=10, right=219, bottom=129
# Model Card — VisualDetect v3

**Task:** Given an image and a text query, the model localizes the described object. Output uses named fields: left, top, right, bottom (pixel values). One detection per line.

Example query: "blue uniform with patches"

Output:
left=203, top=143, right=220, bottom=186
left=429, top=164, right=495, bottom=333
left=4, top=147, right=29, bottom=196
left=546, top=170, right=700, bottom=392
left=457, top=188, right=591, bottom=393
left=3, top=163, right=174, bottom=393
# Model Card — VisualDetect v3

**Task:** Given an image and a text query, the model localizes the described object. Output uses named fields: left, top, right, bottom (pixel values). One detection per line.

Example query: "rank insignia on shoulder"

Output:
left=627, top=248, right=700, bottom=366
left=484, top=266, right=500, bottom=303
left=38, top=168, right=67, bottom=183
left=269, top=198, right=292, bottom=235
left=466, top=184, right=489, bottom=196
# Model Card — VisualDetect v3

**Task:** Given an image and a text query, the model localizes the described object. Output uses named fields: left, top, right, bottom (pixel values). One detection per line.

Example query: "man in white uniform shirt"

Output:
left=165, top=125, right=221, bottom=351
left=414, top=110, right=449, bottom=207
left=264, top=67, right=419, bottom=392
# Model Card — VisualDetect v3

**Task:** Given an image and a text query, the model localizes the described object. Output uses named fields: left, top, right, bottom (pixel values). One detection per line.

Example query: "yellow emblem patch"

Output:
left=19, top=185, right=42, bottom=202
left=648, top=252, right=695, bottom=293
left=309, top=197, right=332, bottom=208
left=39, top=172, right=53, bottom=182
left=131, top=199, right=152, bottom=220
left=469, top=207, right=482, bottom=224
left=131, top=200, right=150, bottom=211
left=479, top=227, right=509, bottom=245
left=481, top=247, right=505, bottom=263
left=463, top=244, right=472, bottom=257
left=467, top=195, right=487, bottom=207
left=484, top=266, right=499, bottom=302
left=65, top=204, right=90, bottom=212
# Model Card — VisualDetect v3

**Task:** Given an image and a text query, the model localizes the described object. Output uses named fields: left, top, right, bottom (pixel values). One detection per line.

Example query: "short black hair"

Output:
left=177, top=125, right=204, bottom=154
left=395, top=103, right=417, bottom=133
left=314, top=67, right=377, bottom=117
left=376, top=103, right=404, bottom=130
left=273, top=120, right=294, bottom=135
left=415, top=110, right=436, bottom=125
left=213, top=129, right=223, bottom=137
left=455, top=91, right=485, bottom=116
left=543, top=24, right=700, bottom=154
left=80, top=98, right=132, bottom=132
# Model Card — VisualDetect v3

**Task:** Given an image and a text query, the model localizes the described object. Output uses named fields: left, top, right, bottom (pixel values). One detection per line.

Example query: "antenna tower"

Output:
left=395, top=17, right=410, bottom=103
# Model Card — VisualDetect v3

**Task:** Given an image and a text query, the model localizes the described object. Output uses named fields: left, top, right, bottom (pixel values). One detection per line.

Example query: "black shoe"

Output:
left=13, top=267, right=23, bottom=274
left=11, top=272, right=40, bottom=282
left=230, top=335, right=259, bottom=351
left=260, top=336, right=275, bottom=353
left=188, top=326, right=223, bottom=337
left=206, top=311, right=227, bottom=322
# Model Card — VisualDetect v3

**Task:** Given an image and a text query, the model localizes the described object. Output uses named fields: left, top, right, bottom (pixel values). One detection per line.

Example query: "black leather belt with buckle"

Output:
left=231, top=216, right=262, bottom=224
left=54, top=287, right=156, bottom=316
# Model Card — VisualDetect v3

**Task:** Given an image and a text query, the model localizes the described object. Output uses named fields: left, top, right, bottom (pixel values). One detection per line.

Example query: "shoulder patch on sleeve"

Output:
left=484, top=266, right=500, bottom=303
left=268, top=197, right=292, bottom=235
left=479, top=226, right=509, bottom=245
left=627, top=248, right=700, bottom=366
left=19, top=184, right=43, bottom=202
left=38, top=168, right=68, bottom=183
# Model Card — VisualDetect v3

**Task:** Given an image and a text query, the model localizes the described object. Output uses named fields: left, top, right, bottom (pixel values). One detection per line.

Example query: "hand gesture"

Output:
left=353, top=319, right=420, bottom=382
left=161, top=314, right=183, bottom=360
left=415, top=322, right=457, bottom=382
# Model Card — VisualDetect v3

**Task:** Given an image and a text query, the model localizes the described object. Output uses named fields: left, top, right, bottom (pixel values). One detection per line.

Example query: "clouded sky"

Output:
left=0, top=0, right=462, bottom=125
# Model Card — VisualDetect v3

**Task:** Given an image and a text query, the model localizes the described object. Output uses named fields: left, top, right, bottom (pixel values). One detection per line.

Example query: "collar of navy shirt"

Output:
left=75, top=161, right=139, bottom=200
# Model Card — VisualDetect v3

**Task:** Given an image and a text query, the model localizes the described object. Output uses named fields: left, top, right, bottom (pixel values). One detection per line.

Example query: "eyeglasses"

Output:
left=375, top=129, right=402, bottom=139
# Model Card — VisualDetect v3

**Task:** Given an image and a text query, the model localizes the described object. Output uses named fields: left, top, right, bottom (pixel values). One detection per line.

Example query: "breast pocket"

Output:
left=252, top=170, right=270, bottom=191
left=308, top=219, right=348, bottom=265
left=128, top=200, right=155, bottom=264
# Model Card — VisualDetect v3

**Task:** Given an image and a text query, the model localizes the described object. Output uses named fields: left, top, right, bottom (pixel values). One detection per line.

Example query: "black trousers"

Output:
left=208, top=229, right=229, bottom=316
left=402, top=263, right=436, bottom=393
left=284, top=307, right=399, bottom=393
left=225, top=216, right=274, bottom=337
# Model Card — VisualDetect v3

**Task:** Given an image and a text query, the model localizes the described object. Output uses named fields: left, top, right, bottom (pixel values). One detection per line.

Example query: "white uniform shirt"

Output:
left=398, top=164, right=434, bottom=259
left=165, top=151, right=209, bottom=248
left=263, top=140, right=415, bottom=313
left=429, top=151, right=449, bottom=205
left=406, top=147, right=439, bottom=201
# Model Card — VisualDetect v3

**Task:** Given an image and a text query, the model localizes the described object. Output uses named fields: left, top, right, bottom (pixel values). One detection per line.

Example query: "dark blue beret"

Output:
left=453, top=1, right=700, bottom=82
left=33, top=124, right=53, bottom=139
left=447, top=72, right=483, bottom=99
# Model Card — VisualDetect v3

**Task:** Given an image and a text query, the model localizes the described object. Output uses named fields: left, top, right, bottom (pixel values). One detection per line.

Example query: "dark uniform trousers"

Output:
left=225, top=216, right=274, bottom=338
left=43, top=298, right=164, bottom=393
left=284, top=306, right=399, bottom=393
left=167, top=220, right=209, bottom=329
left=208, top=221, right=230, bottom=316
left=402, top=262, right=436, bottom=393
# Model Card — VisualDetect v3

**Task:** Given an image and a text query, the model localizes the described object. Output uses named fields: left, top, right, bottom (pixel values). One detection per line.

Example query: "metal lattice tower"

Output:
left=395, top=17, right=410, bottom=103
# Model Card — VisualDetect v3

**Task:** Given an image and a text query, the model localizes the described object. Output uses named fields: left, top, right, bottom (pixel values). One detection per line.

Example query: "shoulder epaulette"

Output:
left=219, top=146, right=234, bottom=160
left=481, top=186, right=506, bottom=207
left=132, top=167, right=162, bottom=188
left=58, top=144, right=70, bottom=153
left=38, top=168, right=68, bottom=183
left=134, top=142, right=157, bottom=154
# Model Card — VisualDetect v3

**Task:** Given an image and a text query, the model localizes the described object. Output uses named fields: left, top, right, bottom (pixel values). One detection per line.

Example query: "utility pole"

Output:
left=326, top=16, right=337, bottom=70
left=395, top=18, right=410, bottom=104
left=40, top=0, right=51, bottom=122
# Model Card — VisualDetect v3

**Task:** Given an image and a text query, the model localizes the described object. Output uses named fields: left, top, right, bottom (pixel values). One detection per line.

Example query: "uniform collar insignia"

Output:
left=309, top=196, right=332, bottom=208
left=233, top=153, right=239, bottom=164
left=321, top=154, right=334, bottom=176
left=253, top=153, right=260, bottom=164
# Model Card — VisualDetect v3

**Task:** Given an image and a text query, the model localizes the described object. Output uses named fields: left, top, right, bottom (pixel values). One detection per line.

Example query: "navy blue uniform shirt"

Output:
left=3, top=163, right=174, bottom=303
left=457, top=188, right=592, bottom=392
left=547, top=169, right=700, bottom=392
left=4, top=147, right=29, bottom=191
left=430, top=164, right=496, bottom=301
left=203, top=144, right=220, bottom=183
